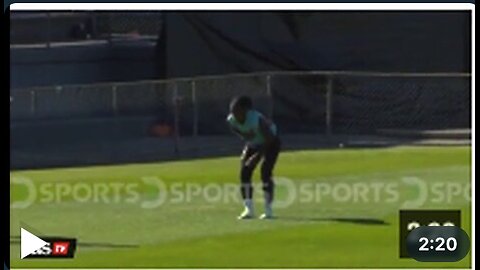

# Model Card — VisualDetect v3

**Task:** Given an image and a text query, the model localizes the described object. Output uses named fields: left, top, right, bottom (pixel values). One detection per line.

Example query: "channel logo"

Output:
left=52, top=241, right=71, bottom=255
left=21, top=228, right=77, bottom=259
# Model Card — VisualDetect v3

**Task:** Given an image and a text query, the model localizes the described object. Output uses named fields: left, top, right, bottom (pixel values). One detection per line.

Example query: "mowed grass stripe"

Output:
left=12, top=207, right=470, bottom=268
left=10, top=146, right=471, bottom=268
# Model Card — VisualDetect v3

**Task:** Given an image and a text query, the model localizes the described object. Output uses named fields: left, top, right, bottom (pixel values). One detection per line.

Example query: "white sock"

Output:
left=244, top=199, right=254, bottom=213
left=264, top=193, right=273, bottom=213
left=265, top=202, right=273, bottom=216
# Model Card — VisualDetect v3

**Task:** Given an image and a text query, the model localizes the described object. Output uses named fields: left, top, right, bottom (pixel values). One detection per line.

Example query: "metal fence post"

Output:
left=173, top=82, right=180, bottom=155
left=112, top=85, right=118, bottom=116
left=325, top=75, right=333, bottom=136
left=30, top=90, right=36, bottom=117
left=191, top=80, right=198, bottom=138
left=46, top=12, right=51, bottom=48
left=107, top=13, right=113, bottom=46
left=266, top=74, right=273, bottom=118
left=90, top=12, right=98, bottom=39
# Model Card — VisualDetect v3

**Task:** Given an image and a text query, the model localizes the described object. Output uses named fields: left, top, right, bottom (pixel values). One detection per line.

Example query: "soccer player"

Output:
left=226, top=96, right=281, bottom=219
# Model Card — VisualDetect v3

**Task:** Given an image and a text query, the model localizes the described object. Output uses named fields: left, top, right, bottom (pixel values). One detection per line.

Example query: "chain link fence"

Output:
left=329, top=74, right=471, bottom=133
left=10, top=71, right=471, bottom=134
left=10, top=71, right=471, bottom=168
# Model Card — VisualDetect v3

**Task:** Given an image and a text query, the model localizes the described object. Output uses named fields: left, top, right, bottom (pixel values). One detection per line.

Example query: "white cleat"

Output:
left=259, top=213, right=274, bottom=219
left=237, top=208, right=254, bottom=220
left=238, top=199, right=254, bottom=220
left=259, top=204, right=274, bottom=219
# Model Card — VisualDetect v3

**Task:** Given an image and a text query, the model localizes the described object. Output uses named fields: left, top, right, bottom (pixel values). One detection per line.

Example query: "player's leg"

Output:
left=259, top=138, right=281, bottom=219
left=238, top=145, right=261, bottom=219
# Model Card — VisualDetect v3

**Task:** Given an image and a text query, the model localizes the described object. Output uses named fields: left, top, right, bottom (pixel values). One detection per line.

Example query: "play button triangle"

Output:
left=21, top=228, right=48, bottom=259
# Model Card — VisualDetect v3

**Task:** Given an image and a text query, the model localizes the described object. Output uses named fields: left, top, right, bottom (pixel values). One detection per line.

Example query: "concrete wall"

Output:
left=10, top=41, right=160, bottom=89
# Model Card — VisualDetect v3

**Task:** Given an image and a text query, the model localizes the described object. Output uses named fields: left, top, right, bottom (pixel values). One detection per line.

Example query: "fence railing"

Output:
left=10, top=12, right=162, bottom=46
left=10, top=70, right=472, bottom=138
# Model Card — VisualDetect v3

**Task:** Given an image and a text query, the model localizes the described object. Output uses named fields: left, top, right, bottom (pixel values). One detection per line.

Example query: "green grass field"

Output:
left=10, top=146, right=471, bottom=268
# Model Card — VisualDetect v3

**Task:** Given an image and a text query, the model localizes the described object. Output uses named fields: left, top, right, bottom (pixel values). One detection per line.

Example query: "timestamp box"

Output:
left=399, top=210, right=461, bottom=258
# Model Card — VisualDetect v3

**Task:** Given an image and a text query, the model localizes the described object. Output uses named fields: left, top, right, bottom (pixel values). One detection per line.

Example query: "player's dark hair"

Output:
left=230, top=96, right=253, bottom=111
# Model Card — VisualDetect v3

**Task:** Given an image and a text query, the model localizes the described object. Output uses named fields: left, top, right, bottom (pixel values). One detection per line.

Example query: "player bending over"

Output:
left=226, top=96, right=281, bottom=219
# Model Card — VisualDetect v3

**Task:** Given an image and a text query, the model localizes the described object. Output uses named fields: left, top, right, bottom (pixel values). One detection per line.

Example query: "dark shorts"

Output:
left=239, top=136, right=281, bottom=201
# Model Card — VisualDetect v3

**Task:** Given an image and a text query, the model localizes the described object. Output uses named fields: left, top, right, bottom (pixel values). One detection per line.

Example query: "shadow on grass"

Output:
left=279, top=216, right=389, bottom=225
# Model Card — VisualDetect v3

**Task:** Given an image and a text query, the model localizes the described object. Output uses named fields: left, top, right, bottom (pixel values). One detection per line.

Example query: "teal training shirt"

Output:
left=226, top=110, right=277, bottom=146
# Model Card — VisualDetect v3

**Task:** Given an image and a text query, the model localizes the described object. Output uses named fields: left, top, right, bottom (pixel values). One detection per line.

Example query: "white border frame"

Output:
left=8, top=3, right=475, bottom=270
left=9, top=3, right=476, bottom=10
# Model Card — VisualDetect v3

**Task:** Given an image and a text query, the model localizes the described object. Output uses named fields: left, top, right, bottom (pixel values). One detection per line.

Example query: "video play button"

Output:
left=21, top=228, right=48, bottom=259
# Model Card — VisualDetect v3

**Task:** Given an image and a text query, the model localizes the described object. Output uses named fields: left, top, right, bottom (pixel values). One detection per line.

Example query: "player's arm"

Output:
left=244, top=117, right=273, bottom=167
left=229, top=126, right=255, bottom=140
left=230, top=126, right=244, bottom=139
left=259, top=116, right=275, bottom=146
